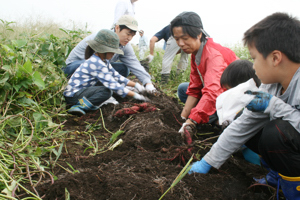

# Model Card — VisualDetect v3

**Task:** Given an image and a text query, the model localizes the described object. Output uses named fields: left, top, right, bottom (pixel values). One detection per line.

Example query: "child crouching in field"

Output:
left=63, top=29, right=148, bottom=116
left=218, top=59, right=261, bottom=128
left=188, top=12, right=300, bottom=200
left=217, top=59, right=262, bottom=166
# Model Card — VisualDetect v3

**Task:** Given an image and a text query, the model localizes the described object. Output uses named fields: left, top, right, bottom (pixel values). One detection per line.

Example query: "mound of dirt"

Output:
left=28, top=89, right=278, bottom=200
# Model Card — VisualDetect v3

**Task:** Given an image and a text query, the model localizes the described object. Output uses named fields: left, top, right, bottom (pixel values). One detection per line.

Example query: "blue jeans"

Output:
left=63, top=60, right=85, bottom=78
left=64, top=86, right=112, bottom=107
left=177, top=82, right=218, bottom=124
left=111, top=62, right=130, bottom=77
left=177, top=82, right=189, bottom=103
left=63, top=60, right=130, bottom=78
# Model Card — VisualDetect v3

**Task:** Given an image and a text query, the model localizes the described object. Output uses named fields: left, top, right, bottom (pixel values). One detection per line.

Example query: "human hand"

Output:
left=188, top=158, right=212, bottom=174
left=134, top=82, right=146, bottom=93
left=145, top=83, right=157, bottom=93
left=133, top=93, right=149, bottom=101
left=178, top=122, right=196, bottom=137
left=221, top=120, right=232, bottom=130
left=146, top=55, right=154, bottom=63
left=242, top=146, right=261, bottom=165
left=245, top=90, right=273, bottom=112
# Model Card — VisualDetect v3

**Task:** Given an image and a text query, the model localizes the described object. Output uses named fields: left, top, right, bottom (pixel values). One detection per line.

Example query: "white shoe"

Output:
left=100, top=96, right=119, bottom=107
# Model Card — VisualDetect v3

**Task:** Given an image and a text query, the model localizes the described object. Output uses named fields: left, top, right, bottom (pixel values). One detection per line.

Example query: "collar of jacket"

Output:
left=195, top=39, right=207, bottom=66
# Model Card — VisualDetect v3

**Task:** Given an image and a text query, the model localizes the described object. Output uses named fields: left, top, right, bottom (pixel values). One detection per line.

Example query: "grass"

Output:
left=0, top=16, right=90, bottom=40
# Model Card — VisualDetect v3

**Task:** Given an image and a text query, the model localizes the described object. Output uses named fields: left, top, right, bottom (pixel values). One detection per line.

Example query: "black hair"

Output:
left=119, top=25, right=137, bottom=35
left=220, top=59, right=261, bottom=88
left=85, top=45, right=95, bottom=59
left=243, top=12, right=300, bottom=63
left=170, top=17, right=206, bottom=42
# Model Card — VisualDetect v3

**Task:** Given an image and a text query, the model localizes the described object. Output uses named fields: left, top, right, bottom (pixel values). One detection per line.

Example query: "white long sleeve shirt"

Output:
left=113, top=0, right=135, bottom=25
left=204, top=67, right=300, bottom=169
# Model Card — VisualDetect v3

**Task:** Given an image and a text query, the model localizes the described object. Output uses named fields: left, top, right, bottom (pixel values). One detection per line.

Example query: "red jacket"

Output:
left=187, top=38, right=238, bottom=124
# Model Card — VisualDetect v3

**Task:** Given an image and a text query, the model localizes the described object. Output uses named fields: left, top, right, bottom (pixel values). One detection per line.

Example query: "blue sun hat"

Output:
left=87, top=29, right=124, bottom=55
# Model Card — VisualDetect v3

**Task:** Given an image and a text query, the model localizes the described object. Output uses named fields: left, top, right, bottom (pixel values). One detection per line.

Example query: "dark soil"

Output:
left=28, top=89, right=279, bottom=200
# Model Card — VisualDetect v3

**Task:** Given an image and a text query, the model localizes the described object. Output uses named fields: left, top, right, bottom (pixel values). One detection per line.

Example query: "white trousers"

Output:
left=161, top=36, right=189, bottom=74
left=139, top=46, right=147, bottom=60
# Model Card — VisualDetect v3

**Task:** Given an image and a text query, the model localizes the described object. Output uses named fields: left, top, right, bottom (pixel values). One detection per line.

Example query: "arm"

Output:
left=98, top=63, right=130, bottom=98
left=149, top=36, right=159, bottom=55
left=181, top=95, right=199, bottom=119
left=119, top=44, right=152, bottom=85
left=265, top=97, right=300, bottom=132
left=188, top=55, right=227, bottom=124
left=204, top=109, right=269, bottom=168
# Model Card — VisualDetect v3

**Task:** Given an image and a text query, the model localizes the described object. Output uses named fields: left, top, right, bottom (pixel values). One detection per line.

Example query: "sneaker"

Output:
left=99, top=96, right=119, bottom=107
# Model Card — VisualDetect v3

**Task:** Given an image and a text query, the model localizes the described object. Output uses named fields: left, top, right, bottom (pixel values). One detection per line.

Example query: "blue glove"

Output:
left=241, top=145, right=261, bottom=166
left=188, top=158, right=212, bottom=174
left=245, top=90, right=273, bottom=112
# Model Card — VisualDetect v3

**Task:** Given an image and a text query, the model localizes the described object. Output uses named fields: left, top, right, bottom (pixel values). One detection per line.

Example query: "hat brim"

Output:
left=87, top=40, right=124, bottom=55
left=125, top=24, right=138, bottom=32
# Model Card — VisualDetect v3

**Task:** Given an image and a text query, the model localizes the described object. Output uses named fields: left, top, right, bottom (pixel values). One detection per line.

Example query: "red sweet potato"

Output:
left=113, top=107, right=139, bottom=117
left=137, top=102, right=151, bottom=110
left=183, top=129, right=193, bottom=145
left=143, top=106, right=157, bottom=113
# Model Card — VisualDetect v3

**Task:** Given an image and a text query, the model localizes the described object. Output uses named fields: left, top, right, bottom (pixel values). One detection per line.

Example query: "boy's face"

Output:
left=173, top=26, right=202, bottom=55
left=115, top=25, right=136, bottom=46
left=248, top=45, right=277, bottom=84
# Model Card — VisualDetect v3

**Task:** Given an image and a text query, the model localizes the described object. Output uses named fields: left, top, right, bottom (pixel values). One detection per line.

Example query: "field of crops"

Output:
left=0, top=19, right=277, bottom=200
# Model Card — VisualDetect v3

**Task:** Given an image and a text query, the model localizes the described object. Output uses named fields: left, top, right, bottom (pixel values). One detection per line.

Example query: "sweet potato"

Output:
left=143, top=106, right=158, bottom=113
left=136, top=102, right=151, bottom=110
left=114, top=103, right=157, bottom=117
left=113, top=108, right=139, bottom=117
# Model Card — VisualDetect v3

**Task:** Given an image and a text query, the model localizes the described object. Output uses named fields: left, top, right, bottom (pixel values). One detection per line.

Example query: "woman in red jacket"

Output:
left=172, top=12, right=238, bottom=136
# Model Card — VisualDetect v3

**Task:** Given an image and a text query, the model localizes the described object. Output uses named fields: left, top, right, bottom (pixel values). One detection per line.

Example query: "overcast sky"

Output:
left=1, top=0, right=300, bottom=47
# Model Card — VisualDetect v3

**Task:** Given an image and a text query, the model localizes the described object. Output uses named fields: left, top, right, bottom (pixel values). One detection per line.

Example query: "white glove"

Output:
left=133, top=93, right=149, bottom=101
left=134, top=83, right=146, bottom=93
left=146, top=55, right=154, bottom=63
left=181, top=116, right=187, bottom=120
left=178, top=122, right=189, bottom=135
left=145, top=83, right=157, bottom=93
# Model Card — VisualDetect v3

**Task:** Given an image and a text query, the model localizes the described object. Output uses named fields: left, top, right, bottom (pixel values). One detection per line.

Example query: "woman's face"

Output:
left=172, top=27, right=202, bottom=55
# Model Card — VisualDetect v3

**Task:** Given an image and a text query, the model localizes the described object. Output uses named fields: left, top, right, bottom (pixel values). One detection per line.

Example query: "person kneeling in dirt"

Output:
left=171, top=12, right=238, bottom=137
left=218, top=59, right=261, bottom=128
left=188, top=12, right=300, bottom=200
left=63, top=15, right=157, bottom=93
left=63, top=29, right=149, bottom=116
left=217, top=59, right=262, bottom=165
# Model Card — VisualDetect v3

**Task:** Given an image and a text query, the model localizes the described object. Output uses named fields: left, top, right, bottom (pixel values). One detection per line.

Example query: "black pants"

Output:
left=245, top=119, right=300, bottom=177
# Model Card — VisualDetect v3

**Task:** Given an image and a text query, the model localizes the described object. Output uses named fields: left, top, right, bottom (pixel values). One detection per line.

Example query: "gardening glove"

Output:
left=134, top=83, right=146, bottom=93
left=241, top=145, right=261, bottom=165
left=133, top=93, right=149, bottom=101
left=178, top=122, right=196, bottom=138
left=188, top=158, right=212, bottom=174
left=146, top=54, right=154, bottom=63
left=245, top=90, right=273, bottom=112
left=145, top=83, right=157, bottom=93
